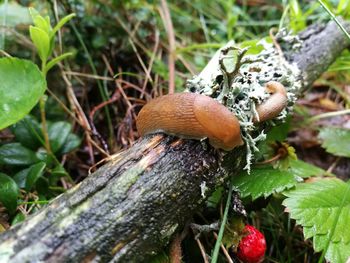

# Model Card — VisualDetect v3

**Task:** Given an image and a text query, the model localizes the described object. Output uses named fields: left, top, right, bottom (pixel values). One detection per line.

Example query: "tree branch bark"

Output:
left=0, top=20, right=349, bottom=263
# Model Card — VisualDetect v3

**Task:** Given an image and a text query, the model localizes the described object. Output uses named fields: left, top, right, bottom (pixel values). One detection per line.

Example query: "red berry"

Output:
left=236, top=225, right=266, bottom=263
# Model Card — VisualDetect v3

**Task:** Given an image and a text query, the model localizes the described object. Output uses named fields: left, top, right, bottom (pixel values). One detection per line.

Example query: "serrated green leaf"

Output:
left=0, top=143, right=40, bottom=166
left=25, top=162, right=46, bottom=191
left=48, top=121, right=72, bottom=153
left=232, top=166, right=298, bottom=200
left=289, top=159, right=328, bottom=178
left=0, top=173, right=19, bottom=214
left=11, top=115, right=43, bottom=150
left=318, top=127, right=350, bottom=157
left=314, top=234, right=350, bottom=263
left=283, top=178, right=350, bottom=263
left=29, top=26, right=50, bottom=62
left=0, top=57, right=46, bottom=130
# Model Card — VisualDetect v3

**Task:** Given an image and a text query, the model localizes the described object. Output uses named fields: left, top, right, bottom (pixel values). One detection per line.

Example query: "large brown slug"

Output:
left=136, top=81, right=287, bottom=150
left=136, top=92, right=243, bottom=150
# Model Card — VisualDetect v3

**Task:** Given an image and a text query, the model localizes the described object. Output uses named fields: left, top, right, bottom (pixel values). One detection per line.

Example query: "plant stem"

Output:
left=307, top=109, right=350, bottom=123
left=39, top=96, right=52, bottom=154
left=211, top=181, right=233, bottom=263
left=318, top=0, right=350, bottom=41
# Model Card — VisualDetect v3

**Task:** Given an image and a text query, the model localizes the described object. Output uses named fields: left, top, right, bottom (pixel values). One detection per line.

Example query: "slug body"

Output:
left=255, top=81, right=288, bottom=122
left=136, top=93, right=243, bottom=150
left=136, top=81, right=288, bottom=151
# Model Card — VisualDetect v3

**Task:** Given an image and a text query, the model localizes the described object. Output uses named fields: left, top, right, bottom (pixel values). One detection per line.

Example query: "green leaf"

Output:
left=0, top=173, right=19, bottom=214
left=289, top=159, right=328, bottom=178
left=50, top=13, right=76, bottom=38
left=318, top=127, right=350, bottom=157
left=232, top=166, right=298, bottom=200
left=0, top=143, right=40, bottom=166
left=13, top=167, right=30, bottom=188
left=283, top=178, right=350, bottom=263
left=49, top=165, right=68, bottom=186
left=25, top=162, right=46, bottom=191
left=289, top=0, right=306, bottom=32
left=206, top=187, right=223, bottom=208
left=28, top=7, right=40, bottom=21
left=11, top=116, right=43, bottom=150
left=48, top=121, right=72, bottom=153
left=29, top=26, right=50, bottom=62
left=337, top=0, right=350, bottom=15
left=11, top=212, right=26, bottom=225
left=35, top=177, right=49, bottom=195
left=0, top=57, right=46, bottom=130
left=45, top=52, right=73, bottom=74
left=266, top=116, right=291, bottom=142
left=59, top=133, right=81, bottom=154
left=32, top=15, right=51, bottom=34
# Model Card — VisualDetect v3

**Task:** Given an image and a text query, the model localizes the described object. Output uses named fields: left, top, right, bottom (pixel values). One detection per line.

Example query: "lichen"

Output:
left=186, top=30, right=302, bottom=172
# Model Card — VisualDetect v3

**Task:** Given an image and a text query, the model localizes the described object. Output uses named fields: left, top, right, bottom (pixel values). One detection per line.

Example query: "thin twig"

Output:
left=195, top=237, right=209, bottom=263
left=213, top=232, right=234, bottom=263
left=159, top=0, right=176, bottom=94
left=140, top=29, right=160, bottom=99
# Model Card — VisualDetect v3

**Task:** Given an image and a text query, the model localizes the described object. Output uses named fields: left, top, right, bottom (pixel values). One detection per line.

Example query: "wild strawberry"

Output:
left=236, top=225, right=266, bottom=263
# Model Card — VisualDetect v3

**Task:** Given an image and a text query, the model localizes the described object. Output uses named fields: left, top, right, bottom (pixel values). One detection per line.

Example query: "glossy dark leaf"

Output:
left=25, top=162, right=46, bottom=191
left=0, top=143, right=40, bottom=166
left=11, top=115, right=43, bottom=150
left=0, top=173, right=19, bottom=214
left=59, top=133, right=81, bottom=154
left=48, top=121, right=71, bottom=153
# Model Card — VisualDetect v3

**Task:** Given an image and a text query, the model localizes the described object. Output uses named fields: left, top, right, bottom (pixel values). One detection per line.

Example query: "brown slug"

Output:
left=136, top=81, right=287, bottom=150
left=136, top=92, right=243, bottom=150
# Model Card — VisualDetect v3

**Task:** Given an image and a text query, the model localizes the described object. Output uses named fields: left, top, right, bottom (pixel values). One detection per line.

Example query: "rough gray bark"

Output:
left=0, top=20, right=349, bottom=263
left=288, top=19, right=350, bottom=89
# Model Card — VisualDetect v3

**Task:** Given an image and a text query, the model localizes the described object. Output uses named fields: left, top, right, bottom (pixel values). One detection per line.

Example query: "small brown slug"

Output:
left=136, top=93, right=243, bottom=150
left=255, top=81, right=288, bottom=122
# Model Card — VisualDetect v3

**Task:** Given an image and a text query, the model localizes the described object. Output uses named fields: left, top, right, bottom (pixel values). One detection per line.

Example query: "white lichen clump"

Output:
left=186, top=30, right=302, bottom=172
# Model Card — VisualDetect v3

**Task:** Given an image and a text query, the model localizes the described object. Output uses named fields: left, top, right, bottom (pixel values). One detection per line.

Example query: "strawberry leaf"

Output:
left=318, top=127, right=350, bottom=157
left=283, top=178, right=350, bottom=263
left=232, top=166, right=298, bottom=200
left=289, top=159, right=329, bottom=178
